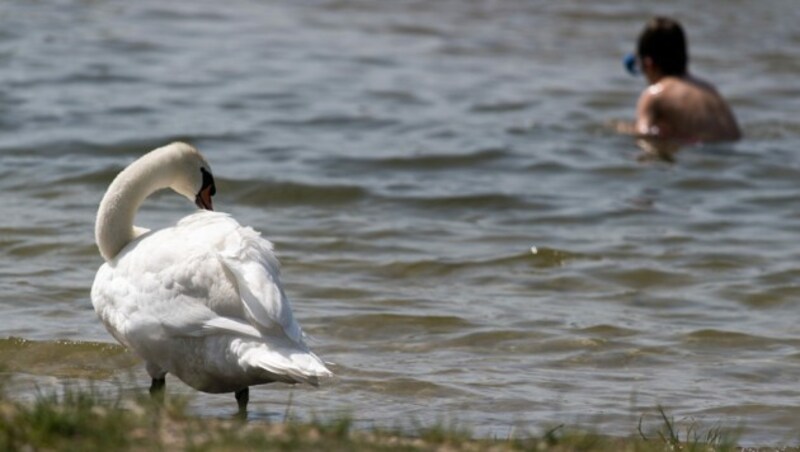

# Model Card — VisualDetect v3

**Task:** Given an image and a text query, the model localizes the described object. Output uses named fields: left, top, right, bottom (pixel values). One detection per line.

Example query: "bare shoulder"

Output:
left=661, top=75, right=725, bottom=104
left=685, top=75, right=721, bottom=95
left=651, top=76, right=741, bottom=141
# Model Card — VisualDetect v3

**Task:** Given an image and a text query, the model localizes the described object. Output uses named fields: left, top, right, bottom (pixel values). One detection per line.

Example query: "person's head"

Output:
left=637, top=17, right=688, bottom=81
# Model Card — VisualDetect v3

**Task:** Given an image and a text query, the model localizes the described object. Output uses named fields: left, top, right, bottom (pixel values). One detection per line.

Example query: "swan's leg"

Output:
left=149, top=377, right=166, bottom=402
left=145, top=362, right=167, bottom=402
left=235, top=387, right=249, bottom=414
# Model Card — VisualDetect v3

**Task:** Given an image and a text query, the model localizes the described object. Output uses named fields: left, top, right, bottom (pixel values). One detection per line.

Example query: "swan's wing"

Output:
left=93, top=257, right=269, bottom=343
left=92, top=259, right=230, bottom=343
left=201, top=215, right=305, bottom=345
left=200, top=317, right=264, bottom=339
left=95, top=212, right=305, bottom=346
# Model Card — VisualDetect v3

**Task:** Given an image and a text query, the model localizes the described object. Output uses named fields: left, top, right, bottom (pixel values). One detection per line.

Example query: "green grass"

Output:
left=0, top=381, right=777, bottom=451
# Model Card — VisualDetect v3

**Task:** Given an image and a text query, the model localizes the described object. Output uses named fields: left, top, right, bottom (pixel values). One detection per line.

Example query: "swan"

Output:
left=91, top=142, right=332, bottom=413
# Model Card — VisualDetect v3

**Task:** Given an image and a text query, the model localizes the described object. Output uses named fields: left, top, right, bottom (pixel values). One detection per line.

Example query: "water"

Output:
left=3, top=0, right=800, bottom=445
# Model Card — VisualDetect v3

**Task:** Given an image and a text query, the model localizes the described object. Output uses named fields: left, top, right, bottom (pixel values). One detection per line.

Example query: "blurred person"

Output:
left=618, top=17, right=741, bottom=157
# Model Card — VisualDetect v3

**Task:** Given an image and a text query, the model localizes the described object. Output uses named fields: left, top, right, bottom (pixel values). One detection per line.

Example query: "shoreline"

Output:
left=0, top=381, right=763, bottom=451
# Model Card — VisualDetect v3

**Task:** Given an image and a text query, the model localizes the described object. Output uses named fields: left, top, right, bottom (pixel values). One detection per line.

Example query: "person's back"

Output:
left=628, top=17, right=741, bottom=147
left=636, top=74, right=741, bottom=143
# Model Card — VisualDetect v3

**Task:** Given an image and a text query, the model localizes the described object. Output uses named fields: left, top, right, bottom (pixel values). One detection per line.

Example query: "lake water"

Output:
left=2, top=0, right=800, bottom=446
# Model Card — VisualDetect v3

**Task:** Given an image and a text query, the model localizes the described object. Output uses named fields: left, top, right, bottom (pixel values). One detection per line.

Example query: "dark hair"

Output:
left=637, top=17, right=688, bottom=76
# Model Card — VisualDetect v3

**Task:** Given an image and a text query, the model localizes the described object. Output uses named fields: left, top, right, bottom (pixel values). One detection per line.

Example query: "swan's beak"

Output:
left=196, top=167, right=216, bottom=211
left=195, top=185, right=214, bottom=211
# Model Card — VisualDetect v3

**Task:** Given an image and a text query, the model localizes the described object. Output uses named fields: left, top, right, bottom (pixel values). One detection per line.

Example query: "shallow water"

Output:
left=3, top=0, right=800, bottom=446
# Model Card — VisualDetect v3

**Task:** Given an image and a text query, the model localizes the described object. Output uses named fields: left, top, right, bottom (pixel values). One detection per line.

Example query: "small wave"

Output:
left=387, top=23, right=448, bottom=38
left=56, top=166, right=124, bottom=187
left=372, top=248, right=581, bottom=280
left=576, top=324, right=639, bottom=338
left=672, top=176, right=753, bottom=191
left=373, top=258, right=469, bottom=278
left=6, top=241, right=63, bottom=258
left=366, top=89, right=429, bottom=106
left=470, top=100, right=536, bottom=113
left=744, top=120, right=800, bottom=139
left=360, top=377, right=468, bottom=398
left=353, top=55, right=397, bottom=67
left=140, top=8, right=230, bottom=22
left=550, top=346, right=674, bottom=369
left=682, top=329, right=781, bottom=348
left=268, top=115, right=398, bottom=129
left=402, top=192, right=527, bottom=210
left=736, top=275, right=800, bottom=308
left=524, top=159, right=572, bottom=172
left=475, top=247, right=592, bottom=269
left=594, top=266, right=694, bottom=289
left=437, top=329, right=546, bottom=351
left=360, top=147, right=511, bottom=171
left=526, top=246, right=594, bottom=268
left=0, top=135, right=251, bottom=158
left=105, top=106, right=155, bottom=116
left=227, top=179, right=369, bottom=206
left=327, top=313, right=473, bottom=340
left=100, top=37, right=162, bottom=54
left=61, top=72, right=144, bottom=85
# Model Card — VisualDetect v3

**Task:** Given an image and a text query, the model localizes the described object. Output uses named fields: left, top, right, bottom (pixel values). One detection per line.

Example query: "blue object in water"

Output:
left=623, top=53, right=638, bottom=76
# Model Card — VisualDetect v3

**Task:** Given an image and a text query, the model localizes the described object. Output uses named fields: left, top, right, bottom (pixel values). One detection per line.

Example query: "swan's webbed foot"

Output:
left=149, top=377, right=166, bottom=403
left=235, top=387, right=249, bottom=417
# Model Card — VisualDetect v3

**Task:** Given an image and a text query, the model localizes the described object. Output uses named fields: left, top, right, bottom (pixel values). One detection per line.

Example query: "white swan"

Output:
left=91, top=142, right=332, bottom=412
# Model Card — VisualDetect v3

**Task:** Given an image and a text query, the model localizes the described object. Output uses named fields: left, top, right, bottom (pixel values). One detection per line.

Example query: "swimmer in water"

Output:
left=618, top=17, right=741, bottom=156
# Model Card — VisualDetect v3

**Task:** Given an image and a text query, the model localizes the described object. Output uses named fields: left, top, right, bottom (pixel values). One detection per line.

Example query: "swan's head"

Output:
left=163, top=142, right=216, bottom=211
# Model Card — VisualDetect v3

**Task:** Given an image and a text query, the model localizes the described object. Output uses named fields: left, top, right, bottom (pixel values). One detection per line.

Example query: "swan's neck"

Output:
left=95, top=154, right=173, bottom=262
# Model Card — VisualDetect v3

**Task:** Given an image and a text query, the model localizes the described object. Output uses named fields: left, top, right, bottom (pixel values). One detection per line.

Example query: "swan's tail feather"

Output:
left=238, top=343, right=333, bottom=386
